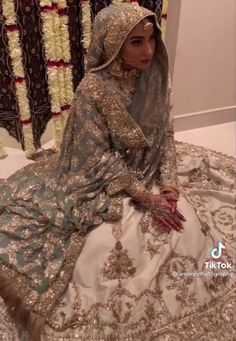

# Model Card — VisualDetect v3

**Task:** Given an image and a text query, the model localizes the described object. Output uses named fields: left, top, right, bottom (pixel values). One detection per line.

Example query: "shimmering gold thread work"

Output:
left=0, top=0, right=234, bottom=336
left=158, top=120, right=179, bottom=189
left=101, top=222, right=136, bottom=280
left=79, top=73, right=149, bottom=149
left=87, top=5, right=163, bottom=72
left=0, top=142, right=235, bottom=340
left=0, top=233, right=86, bottom=340
left=42, top=278, right=235, bottom=340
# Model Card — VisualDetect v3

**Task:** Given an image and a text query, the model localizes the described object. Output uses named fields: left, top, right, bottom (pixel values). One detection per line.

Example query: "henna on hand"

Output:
left=132, top=191, right=186, bottom=233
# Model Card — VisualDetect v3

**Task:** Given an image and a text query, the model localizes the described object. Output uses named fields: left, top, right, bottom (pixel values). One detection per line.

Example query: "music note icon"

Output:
left=210, top=242, right=225, bottom=259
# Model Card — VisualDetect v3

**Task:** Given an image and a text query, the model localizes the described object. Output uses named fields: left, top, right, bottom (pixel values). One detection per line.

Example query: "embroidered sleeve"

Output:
left=78, top=73, right=148, bottom=200
left=106, top=170, right=146, bottom=198
left=159, top=119, right=178, bottom=189
left=157, top=76, right=179, bottom=190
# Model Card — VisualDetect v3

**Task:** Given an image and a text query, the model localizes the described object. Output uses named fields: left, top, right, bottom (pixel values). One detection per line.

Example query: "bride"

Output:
left=0, top=3, right=235, bottom=341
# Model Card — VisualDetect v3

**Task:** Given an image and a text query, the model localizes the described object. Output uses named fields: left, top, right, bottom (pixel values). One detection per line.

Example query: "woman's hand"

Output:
left=139, top=193, right=173, bottom=210
left=133, top=192, right=186, bottom=232
left=162, top=192, right=178, bottom=211
left=154, top=191, right=186, bottom=232
left=153, top=210, right=185, bottom=232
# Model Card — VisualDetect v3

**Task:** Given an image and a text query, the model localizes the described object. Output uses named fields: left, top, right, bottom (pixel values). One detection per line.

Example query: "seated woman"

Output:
left=0, top=3, right=235, bottom=341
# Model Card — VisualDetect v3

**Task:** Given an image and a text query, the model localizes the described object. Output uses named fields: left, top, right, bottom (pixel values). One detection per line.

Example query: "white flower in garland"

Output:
left=161, top=0, right=169, bottom=42
left=2, top=0, right=36, bottom=158
left=113, top=0, right=131, bottom=5
left=81, top=0, right=92, bottom=54
left=0, top=138, right=8, bottom=159
left=40, top=0, right=74, bottom=149
left=40, top=1, right=62, bottom=149
left=57, top=0, right=74, bottom=131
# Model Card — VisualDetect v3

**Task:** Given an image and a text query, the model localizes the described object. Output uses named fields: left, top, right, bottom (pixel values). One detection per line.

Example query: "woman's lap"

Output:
left=0, top=144, right=235, bottom=340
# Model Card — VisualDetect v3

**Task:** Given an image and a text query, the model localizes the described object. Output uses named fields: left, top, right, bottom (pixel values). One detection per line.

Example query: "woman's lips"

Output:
left=141, top=59, right=151, bottom=63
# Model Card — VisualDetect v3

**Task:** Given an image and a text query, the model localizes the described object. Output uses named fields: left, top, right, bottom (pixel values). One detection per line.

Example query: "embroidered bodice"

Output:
left=100, top=67, right=141, bottom=107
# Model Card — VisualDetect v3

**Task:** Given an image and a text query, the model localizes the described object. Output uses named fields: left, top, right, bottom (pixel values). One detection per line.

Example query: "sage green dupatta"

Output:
left=0, top=3, right=171, bottom=340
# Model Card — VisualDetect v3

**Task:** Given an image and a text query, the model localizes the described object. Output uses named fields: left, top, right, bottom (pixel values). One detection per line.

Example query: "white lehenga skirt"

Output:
left=0, top=142, right=235, bottom=341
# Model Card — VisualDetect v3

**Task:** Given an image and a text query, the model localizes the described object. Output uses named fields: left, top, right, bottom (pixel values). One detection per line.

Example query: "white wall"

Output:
left=166, top=0, right=236, bottom=129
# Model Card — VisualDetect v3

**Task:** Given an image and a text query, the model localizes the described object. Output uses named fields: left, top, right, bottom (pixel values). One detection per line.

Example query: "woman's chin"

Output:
left=123, top=61, right=152, bottom=71
left=137, top=61, right=152, bottom=70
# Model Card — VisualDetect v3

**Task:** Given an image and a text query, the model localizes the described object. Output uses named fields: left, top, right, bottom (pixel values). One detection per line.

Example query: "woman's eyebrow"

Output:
left=129, top=31, right=155, bottom=40
left=130, top=36, right=145, bottom=40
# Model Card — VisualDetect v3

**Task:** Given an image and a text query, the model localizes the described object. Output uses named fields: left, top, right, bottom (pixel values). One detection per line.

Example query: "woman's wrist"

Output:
left=160, top=185, right=180, bottom=197
left=133, top=190, right=151, bottom=203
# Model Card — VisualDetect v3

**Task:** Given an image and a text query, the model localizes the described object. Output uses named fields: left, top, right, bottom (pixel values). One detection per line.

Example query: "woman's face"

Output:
left=120, top=19, right=156, bottom=71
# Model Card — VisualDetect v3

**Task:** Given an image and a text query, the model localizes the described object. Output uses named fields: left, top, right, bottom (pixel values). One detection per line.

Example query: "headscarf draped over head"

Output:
left=87, top=3, right=167, bottom=73
left=87, top=3, right=170, bottom=177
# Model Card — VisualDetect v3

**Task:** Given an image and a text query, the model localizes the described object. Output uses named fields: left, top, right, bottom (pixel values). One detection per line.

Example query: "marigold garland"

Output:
left=2, top=0, right=36, bottom=158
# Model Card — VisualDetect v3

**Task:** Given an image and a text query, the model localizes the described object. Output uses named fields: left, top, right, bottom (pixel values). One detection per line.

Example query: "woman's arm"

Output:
left=54, top=83, right=152, bottom=230
left=159, top=119, right=179, bottom=196
left=71, top=74, right=184, bottom=232
left=157, top=76, right=179, bottom=197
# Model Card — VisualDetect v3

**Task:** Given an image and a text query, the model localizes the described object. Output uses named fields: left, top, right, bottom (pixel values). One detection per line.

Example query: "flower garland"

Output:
left=113, top=0, right=139, bottom=5
left=40, top=0, right=74, bottom=149
left=113, top=0, right=128, bottom=5
left=57, top=0, right=74, bottom=130
left=161, top=0, right=169, bottom=42
left=81, top=0, right=92, bottom=55
left=2, top=0, right=36, bottom=158
left=0, top=138, right=8, bottom=159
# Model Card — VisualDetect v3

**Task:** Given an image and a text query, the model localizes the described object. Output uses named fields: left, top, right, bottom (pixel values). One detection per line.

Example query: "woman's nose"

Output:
left=144, top=43, right=153, bottom=57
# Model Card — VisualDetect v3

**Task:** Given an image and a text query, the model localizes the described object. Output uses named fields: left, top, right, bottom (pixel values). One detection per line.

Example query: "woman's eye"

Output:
left=150, top=35, right=155, bottom=40
left=132, top=40, right=142, bottom=46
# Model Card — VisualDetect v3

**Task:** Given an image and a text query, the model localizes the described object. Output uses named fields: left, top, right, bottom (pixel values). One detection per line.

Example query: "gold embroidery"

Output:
left=112, top=221, right=123, bottom=241
left=101, top=223, right=136, bottom=280
left=41, top=287, right=236, bottom=340
left=101, top=196, right=123, bottom=222
left=140, top=215, right=171, bottom=259
left=0, top=233, right=86, bottom=315
left=158, top=120, right=179, bottom=188
left=87, top=4, right=158, bottom=72
left=146, top=239, right=162, bottom=259
left=79, top=72, right=149, bottom=149
left=101, top=240, right=136, bottom=280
